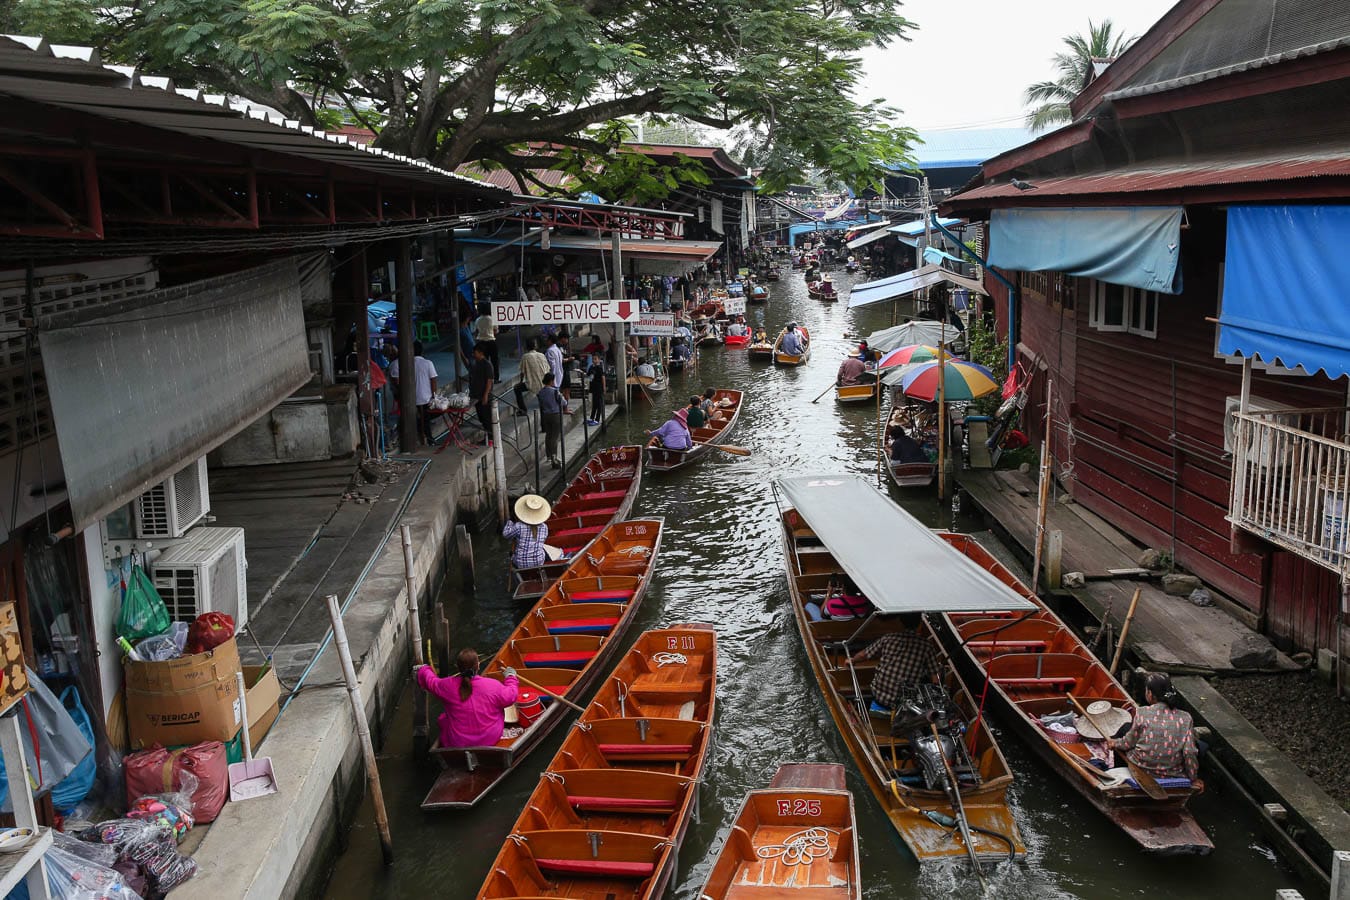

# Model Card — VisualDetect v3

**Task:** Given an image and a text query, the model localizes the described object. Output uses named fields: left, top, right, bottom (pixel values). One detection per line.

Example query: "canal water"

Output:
left=323, top=269, right=1310, bottom=898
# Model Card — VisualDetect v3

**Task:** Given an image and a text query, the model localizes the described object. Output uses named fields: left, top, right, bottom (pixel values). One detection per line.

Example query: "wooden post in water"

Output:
left=401, top=526, right=427, bottom=756
left=1031, top=379, right=1054, bottom=590
left=1046, top=530, right=1063, bottom=590
left=491, top=400, right=508, bottom=524
left=325, top=594, right=394, bottom=865
left=456, top=523, right=475, bottom=592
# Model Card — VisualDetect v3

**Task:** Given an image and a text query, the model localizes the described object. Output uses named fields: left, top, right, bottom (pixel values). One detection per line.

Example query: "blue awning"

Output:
left=848, top=264, right=988, bottom=308
left=988, top=207, right=1183, bottom=294
left=1218, top=205, right=1350, bottom=379
left=922, top=246, right=965, bottom=267
left=888, top=217, right=962, bottom=237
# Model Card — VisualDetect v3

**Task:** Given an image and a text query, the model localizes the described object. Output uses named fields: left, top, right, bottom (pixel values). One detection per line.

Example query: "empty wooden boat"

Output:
left=936, top=531, right=1213, bottom=856
left=700, top=763, right=861, bottom=900
left=477, top=624, right=716, bottom=900
left=773, top=327, right=811, bottom=367
left=775, top=473, right=1032, bottom=867
left=422, top=519, right=664, bottom=810
left=646, top=389, right=743, bottom=473
left=510, top=446, right=643, bottom=600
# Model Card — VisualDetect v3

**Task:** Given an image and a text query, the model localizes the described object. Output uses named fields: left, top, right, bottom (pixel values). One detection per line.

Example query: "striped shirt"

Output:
left=503, top=520, right=549, bottom=568
left=1114, top=703, right=1199, bottom=781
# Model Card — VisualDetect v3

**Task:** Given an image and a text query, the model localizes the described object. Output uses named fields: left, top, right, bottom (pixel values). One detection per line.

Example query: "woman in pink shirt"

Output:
left=416, top=649, right=519, bottom=748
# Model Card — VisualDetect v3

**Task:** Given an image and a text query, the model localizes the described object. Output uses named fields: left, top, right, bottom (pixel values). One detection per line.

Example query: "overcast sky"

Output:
left=855, top=0, right=1178, bottom=132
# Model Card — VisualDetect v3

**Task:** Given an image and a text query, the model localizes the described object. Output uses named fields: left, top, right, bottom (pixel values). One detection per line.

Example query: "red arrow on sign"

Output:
left=617, top=301, right=633, bottom=319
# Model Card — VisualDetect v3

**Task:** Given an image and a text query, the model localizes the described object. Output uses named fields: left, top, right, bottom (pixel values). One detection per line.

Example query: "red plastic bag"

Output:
left=186, top=612, right=235, bottom=654
left=125, top=742, right=229, bottom=823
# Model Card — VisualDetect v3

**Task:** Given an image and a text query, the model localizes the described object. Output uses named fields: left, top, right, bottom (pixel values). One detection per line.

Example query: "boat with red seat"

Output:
left=510, top=446, right=643, bottom=600
left=477, top=624, right=715, bottom=900
left=645, top=389, right=743, bottom=473
left=421, top=519, right=664, bottom=810
left=934, top=531, right=1213, bottom=856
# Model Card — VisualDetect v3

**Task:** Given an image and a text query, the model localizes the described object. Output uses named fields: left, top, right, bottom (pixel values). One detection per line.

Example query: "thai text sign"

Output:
left=493, top=298, right=640, bottom=326
left=630, top=313, right=676, bottom=336
left=723, top=297, right=746, bottom=316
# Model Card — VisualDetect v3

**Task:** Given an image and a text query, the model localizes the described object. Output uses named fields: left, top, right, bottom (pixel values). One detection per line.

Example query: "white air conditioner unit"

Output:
left=150, top=526, right=248, bottom=632
left=1224, top=395, right=1294, bottom=467
left=133, top=457, right=210, bottom=539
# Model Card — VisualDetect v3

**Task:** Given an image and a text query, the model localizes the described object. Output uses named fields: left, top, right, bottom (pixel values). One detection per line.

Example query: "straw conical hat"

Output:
left=514, top=494, right=551, bottom=525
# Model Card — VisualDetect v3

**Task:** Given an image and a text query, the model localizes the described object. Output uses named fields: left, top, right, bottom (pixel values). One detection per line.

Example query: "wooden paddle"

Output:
left=810, top=382, right=837, bottom=403
left=515, top=673, right=586, bottom=714
left=703, top=442, right=751, bottom=456
left=1067, top=694, right=1168, bottom=800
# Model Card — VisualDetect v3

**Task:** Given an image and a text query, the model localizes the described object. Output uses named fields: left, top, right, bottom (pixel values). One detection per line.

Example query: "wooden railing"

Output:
left=1228, top=406, right=1350, bottom=576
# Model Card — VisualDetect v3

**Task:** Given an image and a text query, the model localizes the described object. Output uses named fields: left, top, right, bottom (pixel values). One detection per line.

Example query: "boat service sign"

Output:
left=493, top=298, right=641, bottom=326
left=631, top=312, right=676, bottom=336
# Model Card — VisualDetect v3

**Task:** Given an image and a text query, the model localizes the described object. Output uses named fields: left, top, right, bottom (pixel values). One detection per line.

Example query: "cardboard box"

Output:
left=124, top=638, right=241, bottom=749
left=0, top=602, right=28, bottom=716
left=242, top=664, right=280, bottom=750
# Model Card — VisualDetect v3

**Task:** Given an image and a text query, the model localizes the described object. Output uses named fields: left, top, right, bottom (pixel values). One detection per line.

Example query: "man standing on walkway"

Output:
left=469, top=344, right=494, bottom=445
left=537, top=372, right=568, bottom=468
left=473, top=304, right=499, bottom=380
left=389, top=340, right=437, bottom=447
left=585, top=352, right=606, bottom=427
left=515, top=338, right=549, bottom=416
left=545, top=333, right=571, bottom=400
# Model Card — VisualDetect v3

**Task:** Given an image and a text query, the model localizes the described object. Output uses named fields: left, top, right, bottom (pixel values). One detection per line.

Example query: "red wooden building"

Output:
left=945, top=0, right=1350, bottom=667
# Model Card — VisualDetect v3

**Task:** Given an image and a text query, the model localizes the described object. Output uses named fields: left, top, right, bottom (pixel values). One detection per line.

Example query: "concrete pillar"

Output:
left=397, top=239, right=418, bottom=452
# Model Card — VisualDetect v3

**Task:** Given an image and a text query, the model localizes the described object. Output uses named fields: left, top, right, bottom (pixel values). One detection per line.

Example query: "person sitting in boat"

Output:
left=685, top=395, right=709, bottom=429
left=837, top=355, right=869, bottom=386
left=824, top=575, right=873, bottom=619
left=416, top=648, right=519, bottom=749
left=1107, top=672, right=1202, bottom=788
left=635, top=358, right=656, bottom=380
left=849, top=617, right=941, bottom=710
left=754, top=327, right=769, bottom=344
left=781, top=325, right=804, bottom=356
left=888, top=426, right=929, bottom=464
left=727, top=316, right=749, bottom=337
left=671, top=339, right=692, bottom=364
left=502, top=494, right=551, bottom=568
left=856, top=340, right=871, bottom=362
left=647, top=413, right=693, bottom=450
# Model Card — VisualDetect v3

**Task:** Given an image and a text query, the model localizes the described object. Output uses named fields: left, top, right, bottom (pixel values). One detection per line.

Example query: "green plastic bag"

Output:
left=116, top=565, right=171, bottom=642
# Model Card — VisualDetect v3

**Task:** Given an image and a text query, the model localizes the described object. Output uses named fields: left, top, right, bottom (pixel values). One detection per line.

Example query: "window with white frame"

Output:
left=1089, top=279, right=1158, bottom=338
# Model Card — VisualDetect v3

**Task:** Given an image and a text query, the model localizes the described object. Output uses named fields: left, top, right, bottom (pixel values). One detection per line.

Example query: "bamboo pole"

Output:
left=325, top=593, right=394, bottom=864
left=876, top=365, right=885, bottom=486
left=1031, top=379, right=1054, bottom=589
left=1110, top=588, right=1143, bottom=677
left=401, top=526, right=427, bottom=756
left=491, top=401, right=508, bottom=524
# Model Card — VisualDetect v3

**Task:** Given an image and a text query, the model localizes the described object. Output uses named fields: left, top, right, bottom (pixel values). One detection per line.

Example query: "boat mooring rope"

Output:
left=652, top=652, right=687, bottom=667
left=755, top=827, right=838, bottom=865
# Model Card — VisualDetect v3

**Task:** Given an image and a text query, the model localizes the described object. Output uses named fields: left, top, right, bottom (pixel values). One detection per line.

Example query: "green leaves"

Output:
left=1024, top=19, right=1138, bottom=131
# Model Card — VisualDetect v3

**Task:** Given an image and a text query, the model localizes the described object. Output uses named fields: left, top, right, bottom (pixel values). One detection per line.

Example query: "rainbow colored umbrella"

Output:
left=899, top=359, right=999, bottom=402
left=875, top=344, right=958, bottom=370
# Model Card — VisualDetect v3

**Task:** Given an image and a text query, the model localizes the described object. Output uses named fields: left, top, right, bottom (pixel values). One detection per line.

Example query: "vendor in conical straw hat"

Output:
left=503, top=494, right=552, bottom=568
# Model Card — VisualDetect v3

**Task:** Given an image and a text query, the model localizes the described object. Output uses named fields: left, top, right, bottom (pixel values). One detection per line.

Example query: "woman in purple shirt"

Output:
left=416, top=649, right=519, bottom=748
left=647, top=415, right=692, bottom=450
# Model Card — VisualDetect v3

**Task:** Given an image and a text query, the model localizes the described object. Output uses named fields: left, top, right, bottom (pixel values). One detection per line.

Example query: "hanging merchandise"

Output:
left=185, top=612, right=235, bottom=655
left=115, top=566, right=171, bottom=643
left=50, top=686, right=97, bottom=813
left=0, top=668, right=93, bottom=813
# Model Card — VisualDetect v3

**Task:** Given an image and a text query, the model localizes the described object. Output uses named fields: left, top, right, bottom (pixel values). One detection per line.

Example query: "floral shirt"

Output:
left=1114, top=703, right=1199, bottom=781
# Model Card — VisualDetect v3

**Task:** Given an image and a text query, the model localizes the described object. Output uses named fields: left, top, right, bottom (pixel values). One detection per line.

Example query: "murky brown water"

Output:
left=323, top=270, right=1310, bottom=899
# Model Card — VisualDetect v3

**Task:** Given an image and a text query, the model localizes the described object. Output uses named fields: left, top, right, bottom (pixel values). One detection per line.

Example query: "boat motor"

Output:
left=890, top=685, right=980, bottom=790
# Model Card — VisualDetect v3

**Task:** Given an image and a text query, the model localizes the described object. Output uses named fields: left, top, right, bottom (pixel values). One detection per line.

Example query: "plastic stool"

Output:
left=417, top=320, right=440, bottom=342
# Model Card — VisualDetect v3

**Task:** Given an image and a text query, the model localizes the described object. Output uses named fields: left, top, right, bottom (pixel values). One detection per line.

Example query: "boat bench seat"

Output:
left=997, top=676, right=1077, bottom=689
left=598, top=743, right=695, bottom=761
left=968, top=640, right=1048, bottom=652
left=566, top=795, right=676, bottom=814
left=535, top=858, right=654, bottom=878
left=568, top=590, right=634, bottom=602
left=587, top=490, right=629, bottom=501
left=523, top=650, right=599, bottom=668
left=544, top=617, right=619, bottom=636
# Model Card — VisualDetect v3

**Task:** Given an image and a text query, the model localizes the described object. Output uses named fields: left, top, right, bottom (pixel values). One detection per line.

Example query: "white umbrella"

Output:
left=866, top=320, right=949, bottom=353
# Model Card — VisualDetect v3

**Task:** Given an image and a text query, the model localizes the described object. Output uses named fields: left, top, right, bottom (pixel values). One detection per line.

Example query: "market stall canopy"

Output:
left=867, top=320, right=950, bottom=352
left=922, top=246, right=968, bottom=267
left=845, top=224, right=897, bottom=250
left=776, top=474, right=1035, bottom=615
left=1218, top=205, right=1350, bottom=379
left=888, top=217, right=963, bottom=237
left=987, top=207, right=1183, bottom=294
left=848, top=265, right=988, bottom=308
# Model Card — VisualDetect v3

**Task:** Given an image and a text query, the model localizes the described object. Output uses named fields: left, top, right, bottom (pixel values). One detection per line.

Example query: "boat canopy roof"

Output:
left=777, top=474, right=1036, bottom=615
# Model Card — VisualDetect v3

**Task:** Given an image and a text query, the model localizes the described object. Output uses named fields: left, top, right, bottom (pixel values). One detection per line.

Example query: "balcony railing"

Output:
left=1228, top=406, right=1350, bottom=576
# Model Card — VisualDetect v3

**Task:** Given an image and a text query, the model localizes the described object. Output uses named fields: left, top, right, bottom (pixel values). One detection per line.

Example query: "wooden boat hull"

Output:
left=700, top=763, right=861, bottom=900
left=748, top=344, right=775, bottom=361
left=773, top=327, right=811, bottom=367
left=510, top=446, right=643, bottom=600
left=422, top=519, right=664, bottom=810
left=835, top=382, right=878, bottom=404
left=723, top=332, right=752, bottom=348
left=478, top=624, right=717, bottom=900
left=779, top=512, right=1025, bottom=864
left=749, top=291, right=769, bottom=304
left=887, top=459, right=936, bottom=488
left=934, top=532, right=1212, bottom=856
left=646, top=389, right=743, bottom=473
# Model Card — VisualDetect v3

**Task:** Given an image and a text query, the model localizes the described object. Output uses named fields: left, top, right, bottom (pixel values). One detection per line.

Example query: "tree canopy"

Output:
left=4, top=0, right=919, bottom=197
left=1023, top=20, right=1135, bottom=132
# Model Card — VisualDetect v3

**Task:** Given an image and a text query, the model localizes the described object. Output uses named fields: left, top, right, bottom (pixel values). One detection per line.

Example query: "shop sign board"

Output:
left=492, top=298, right=641, bottom=326
left=723, top=297, right=746, bottom=316
left=631, top=312, right=676, bottom=336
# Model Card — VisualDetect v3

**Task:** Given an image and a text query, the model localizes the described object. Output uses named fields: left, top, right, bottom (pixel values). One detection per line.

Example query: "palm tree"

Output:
left=1024, top=20, right=1136, bottom=131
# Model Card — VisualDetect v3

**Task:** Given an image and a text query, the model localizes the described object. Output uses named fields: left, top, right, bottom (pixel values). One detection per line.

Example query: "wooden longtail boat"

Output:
left=700, top=763, right=861, bottom=900
left=773, top=327, right=811, bottom=367
left=477, top=624, right=716, bottom=900
left=510, top=446, right=643, bottom=601
left=749, top=284, right=770, bottom=303
left=808, top=280, right=838, bottom=302
left=775, top=474, right=1032, bottom=866
left=884, top=407, right=937, bottom=489
left=748, top=337, right=775, bottom=361
left=421, top=519, right=664, bottom=810
left=935, top=531, right=1214, bottom=856
left=645, top=389, right=743, bottom=473
left=835, top=380, right=878, bottom=404
left=887, top=458, right=937, bottom=489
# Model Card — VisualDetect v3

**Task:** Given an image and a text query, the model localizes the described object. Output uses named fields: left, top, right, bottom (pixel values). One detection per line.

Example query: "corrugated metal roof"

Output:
left=455, top=163, right=575, bottom=194
left=947, top=150, right=1350, bottom=206
left=1108, top=35, right=1350, bottom=101
left=0, top=34, right=509, bottom=195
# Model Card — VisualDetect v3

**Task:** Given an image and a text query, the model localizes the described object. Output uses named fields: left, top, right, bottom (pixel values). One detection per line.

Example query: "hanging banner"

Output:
left=493, top=298, right=641, bottom=326
left=631, top=312, right=676, bottom=336
left=723, top=297, right=746, bottom=316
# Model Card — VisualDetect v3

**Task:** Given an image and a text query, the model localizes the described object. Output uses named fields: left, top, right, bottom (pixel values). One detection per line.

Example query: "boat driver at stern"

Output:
left=850, top=616, right=940, bottom=715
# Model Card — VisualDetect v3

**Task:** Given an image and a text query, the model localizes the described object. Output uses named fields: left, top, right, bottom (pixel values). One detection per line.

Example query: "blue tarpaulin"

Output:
left=988, top=207, right=1184, bottom=294
left=1218, top=205, right=1350, bottom=379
